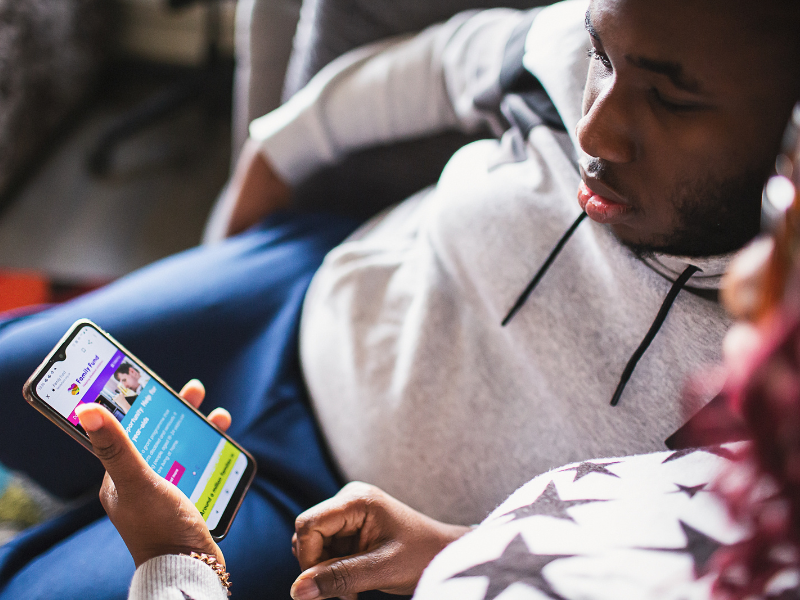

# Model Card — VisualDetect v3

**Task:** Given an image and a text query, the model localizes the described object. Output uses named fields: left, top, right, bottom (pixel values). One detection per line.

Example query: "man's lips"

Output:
left=577, top=181, right=634, bottom=224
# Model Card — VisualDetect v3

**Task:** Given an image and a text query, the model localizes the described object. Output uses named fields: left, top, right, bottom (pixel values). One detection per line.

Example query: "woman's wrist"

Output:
left=185, top=552, right=231, bottom=596
left=130, top=554, right=231, bottom=600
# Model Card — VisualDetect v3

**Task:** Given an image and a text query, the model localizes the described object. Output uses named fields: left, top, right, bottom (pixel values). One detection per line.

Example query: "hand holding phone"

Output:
left=75, top=380, right=225, bottom=568
left=23, top=320, right=256, bottom=541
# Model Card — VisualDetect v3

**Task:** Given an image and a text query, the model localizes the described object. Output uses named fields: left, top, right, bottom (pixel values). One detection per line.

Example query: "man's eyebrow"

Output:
left=625, top=55, right=703, bottom=94
left=584, top=9, right=599, bottom=40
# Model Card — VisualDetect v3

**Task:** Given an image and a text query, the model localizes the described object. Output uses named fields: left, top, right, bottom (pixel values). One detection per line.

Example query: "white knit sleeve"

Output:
left=248, top=8, right=527, bottom=185
left=128, top=555, right=228, bottom=600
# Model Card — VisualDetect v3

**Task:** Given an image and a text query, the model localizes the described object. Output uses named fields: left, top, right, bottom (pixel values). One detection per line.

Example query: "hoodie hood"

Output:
left=639, top=251, right=735, bottom=291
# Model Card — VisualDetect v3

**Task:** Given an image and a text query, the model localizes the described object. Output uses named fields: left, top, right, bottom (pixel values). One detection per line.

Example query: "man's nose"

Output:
left=576, top=83, right=636, bottom=164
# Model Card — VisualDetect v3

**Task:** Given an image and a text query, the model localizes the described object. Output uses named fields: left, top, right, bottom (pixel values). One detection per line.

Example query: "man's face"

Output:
left=118, top=368, right=140, bottom=390
left=577, top=0, right=798, bottom=256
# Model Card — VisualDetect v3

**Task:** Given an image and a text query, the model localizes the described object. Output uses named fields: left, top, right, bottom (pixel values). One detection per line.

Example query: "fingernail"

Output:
left=75, top=404, right=103, bottom=432
left=291, top=578, right=320, bottom=600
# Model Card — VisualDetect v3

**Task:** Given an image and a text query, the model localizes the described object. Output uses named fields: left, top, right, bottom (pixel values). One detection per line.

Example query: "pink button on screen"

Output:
left=166, top=461, right=185, bottom=485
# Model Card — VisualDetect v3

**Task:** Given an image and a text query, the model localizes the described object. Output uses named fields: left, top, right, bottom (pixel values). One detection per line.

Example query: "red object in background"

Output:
left=0, top=271, right=49, bottom=312
left=0, top=270, right=109, bottom=315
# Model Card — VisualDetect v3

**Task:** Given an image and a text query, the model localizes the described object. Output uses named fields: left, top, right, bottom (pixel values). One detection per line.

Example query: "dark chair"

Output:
left=87, top=0, right=229, bottom=176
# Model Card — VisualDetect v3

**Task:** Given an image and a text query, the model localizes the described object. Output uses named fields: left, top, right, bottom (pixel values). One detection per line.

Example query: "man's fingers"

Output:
left=290, top=549, right=395, bottom=600
left=75, top=404, right=149, bottom=488
left=207, top=408, right=232, bottom=432
left=295, top=527, right=326, bottom=572
left=179, top=379, right=205, bottom=409
left=294, top=490, right=371, bottom=570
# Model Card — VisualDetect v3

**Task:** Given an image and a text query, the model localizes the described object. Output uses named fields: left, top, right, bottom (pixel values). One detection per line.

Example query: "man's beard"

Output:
left=586, top=158, right=765, bottom=257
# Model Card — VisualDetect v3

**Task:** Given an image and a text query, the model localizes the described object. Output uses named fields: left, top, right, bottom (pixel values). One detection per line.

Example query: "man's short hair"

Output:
left=741, top=0, right=800, bottom=52
left=113, top=363, right=138, bottom=381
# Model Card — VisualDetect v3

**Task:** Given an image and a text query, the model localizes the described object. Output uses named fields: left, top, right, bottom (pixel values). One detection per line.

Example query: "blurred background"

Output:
left=0, top=0, right=238, bottom=311
left=0, top=0, right=553, bottom=315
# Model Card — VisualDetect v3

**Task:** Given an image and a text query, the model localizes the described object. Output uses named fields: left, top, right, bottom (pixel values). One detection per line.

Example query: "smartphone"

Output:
left=22, top=319, right=256, bottom=541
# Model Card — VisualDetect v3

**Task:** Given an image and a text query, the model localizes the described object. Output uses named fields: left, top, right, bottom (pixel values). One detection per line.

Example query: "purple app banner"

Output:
left=68, top=350, right=126, bottom=425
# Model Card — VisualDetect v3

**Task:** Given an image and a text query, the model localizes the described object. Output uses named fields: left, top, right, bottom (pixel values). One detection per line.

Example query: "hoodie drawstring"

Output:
left=608, top=264, right=699, bottom=406
left=502, top=212, right=588, bottom=326
left=501, top=214, right=701, bottom=408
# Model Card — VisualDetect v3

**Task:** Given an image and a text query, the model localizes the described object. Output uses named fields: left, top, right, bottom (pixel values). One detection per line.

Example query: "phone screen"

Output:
left=33, top=324, right=250, bottom=533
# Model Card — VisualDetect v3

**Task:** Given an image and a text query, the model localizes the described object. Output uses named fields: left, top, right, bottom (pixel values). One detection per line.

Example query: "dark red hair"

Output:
left=712, top=187, right=800, bottom=597
left=713, top=303, right=800, bottom=597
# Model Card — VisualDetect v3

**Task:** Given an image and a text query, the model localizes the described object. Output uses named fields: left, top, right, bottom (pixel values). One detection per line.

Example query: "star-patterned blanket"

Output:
left=413, top=446, right=800, bottom=600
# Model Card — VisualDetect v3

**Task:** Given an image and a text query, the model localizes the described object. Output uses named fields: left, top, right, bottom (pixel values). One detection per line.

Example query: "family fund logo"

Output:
left=75, top=355, right=101, bottom=386
left=68, top=384, right=80, bottom=396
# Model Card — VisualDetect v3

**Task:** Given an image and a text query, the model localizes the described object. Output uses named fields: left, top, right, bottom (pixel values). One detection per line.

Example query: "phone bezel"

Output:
left=22, top=318, right=257, bottom=541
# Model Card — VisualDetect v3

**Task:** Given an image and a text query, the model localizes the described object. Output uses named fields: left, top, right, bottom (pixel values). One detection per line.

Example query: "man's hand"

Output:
left=206, top=139, right=292, bottom=242
left=75, top=380, right=231, bottom=568
left=290, top=482, right=470, bottom=600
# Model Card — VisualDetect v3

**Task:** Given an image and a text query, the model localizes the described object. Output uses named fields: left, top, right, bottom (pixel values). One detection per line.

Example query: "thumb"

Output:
left=291, top=549, right=395, bottom=600
left=75, top=403, right=150, bottom=487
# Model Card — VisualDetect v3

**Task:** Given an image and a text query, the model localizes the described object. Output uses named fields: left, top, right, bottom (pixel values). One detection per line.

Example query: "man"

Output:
left=114, top=364, right=143, bottom=396
left=0, top=0, right=796, bottom=598
left=217, top=0, right=797, bottom=523
left=112, top=364, right=146, bottom=411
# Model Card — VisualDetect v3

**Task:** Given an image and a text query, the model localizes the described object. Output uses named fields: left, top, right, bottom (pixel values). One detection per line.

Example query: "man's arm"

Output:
left=211, top=8, right=528, bottom=240
left=206, top=139, right=292, bottom=242
left=251, top=8, right=525, bottom=183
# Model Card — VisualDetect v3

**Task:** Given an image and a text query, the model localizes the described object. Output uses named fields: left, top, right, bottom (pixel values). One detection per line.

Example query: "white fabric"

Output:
left=129, top=554, right=227, bottom=600
left=412, top=447, right=780, bottom=600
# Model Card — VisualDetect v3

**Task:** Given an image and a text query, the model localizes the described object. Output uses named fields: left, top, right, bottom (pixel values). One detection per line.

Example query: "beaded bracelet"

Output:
left=187, top=552, right=232, bottom=597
